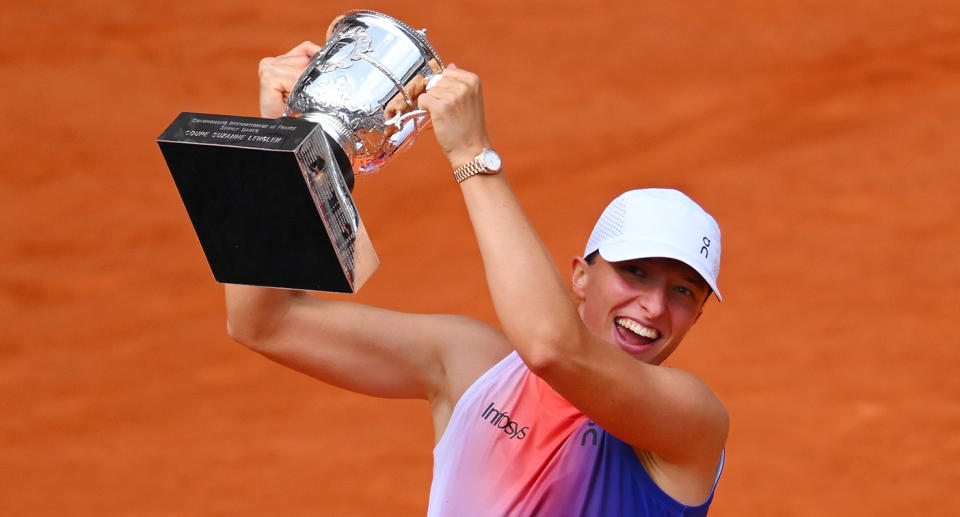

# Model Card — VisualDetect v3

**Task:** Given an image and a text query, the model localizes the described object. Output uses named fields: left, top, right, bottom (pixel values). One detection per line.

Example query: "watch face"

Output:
left=481, top=149, right=502, bottom=171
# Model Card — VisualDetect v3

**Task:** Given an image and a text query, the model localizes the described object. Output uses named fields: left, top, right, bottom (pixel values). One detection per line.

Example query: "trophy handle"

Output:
left=384, top=109, right=428, bottom=129
left=383, top=73, right=443, bottom=129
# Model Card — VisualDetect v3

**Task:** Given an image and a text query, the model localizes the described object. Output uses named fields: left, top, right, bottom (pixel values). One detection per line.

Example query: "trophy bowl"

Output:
left=285, top=10, right=445, bottom=178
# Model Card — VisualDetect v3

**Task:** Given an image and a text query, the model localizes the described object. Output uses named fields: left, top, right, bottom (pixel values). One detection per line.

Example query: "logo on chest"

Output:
left=480, top=401, right=529, bottom=440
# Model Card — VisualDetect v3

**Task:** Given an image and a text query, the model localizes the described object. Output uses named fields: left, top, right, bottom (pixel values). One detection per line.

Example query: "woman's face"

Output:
left=572, top=256, right=710, bottom=365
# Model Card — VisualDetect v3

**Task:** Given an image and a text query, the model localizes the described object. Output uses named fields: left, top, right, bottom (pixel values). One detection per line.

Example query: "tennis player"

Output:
left=228, top=41, right=728, bottom=516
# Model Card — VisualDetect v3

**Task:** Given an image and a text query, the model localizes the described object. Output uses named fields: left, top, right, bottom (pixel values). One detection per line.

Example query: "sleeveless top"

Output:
left=427, top=351, right=723, bottom=516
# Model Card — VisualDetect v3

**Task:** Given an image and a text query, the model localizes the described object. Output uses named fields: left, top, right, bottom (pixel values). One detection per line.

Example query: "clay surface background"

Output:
left=2, top=1, right=958, bottom=515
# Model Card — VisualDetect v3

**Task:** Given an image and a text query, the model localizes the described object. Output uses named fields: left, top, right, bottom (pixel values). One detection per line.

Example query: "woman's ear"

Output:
left=571, top=256, right=589, bottom=299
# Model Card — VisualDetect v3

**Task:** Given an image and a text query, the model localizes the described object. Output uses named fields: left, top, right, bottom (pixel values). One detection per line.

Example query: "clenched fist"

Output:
left=416, top=65, right=494, bottom=169
left=258, top=41, right=322, bottom=118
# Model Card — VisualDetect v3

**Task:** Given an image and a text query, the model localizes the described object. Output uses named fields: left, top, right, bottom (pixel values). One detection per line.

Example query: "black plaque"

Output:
left=157, top=113, right=379, bottom=292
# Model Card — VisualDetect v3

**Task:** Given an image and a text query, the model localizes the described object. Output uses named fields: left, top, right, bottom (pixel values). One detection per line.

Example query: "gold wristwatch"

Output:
left=453, top=148, right=502, bottom=183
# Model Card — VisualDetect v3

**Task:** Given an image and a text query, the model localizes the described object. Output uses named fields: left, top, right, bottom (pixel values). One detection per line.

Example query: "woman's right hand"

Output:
left=258, top=41, right=322, bottom=118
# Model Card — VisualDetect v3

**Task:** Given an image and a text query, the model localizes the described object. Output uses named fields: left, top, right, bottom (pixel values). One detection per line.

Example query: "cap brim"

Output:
left=597, top=240, right=722, bottom=301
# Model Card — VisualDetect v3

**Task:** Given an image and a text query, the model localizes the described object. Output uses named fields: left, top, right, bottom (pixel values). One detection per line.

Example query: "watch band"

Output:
left=453, top=158, right=489, bottom=183
left=453, top=148, right=499, bottom=183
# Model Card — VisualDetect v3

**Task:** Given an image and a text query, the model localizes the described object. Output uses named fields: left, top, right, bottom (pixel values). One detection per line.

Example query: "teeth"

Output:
left=616, top=318, right=659, bottom=339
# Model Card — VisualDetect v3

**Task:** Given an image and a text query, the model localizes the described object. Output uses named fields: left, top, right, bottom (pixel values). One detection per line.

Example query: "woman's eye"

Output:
left=674, top=286, right=693, bottom=297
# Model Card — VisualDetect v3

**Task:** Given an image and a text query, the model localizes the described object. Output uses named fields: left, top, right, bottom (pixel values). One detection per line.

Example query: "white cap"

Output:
left=584, top=189, right=722, bottom=300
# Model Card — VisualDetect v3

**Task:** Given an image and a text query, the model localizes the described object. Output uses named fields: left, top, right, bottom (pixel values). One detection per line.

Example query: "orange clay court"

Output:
left=1, top=1, right=958, bottom=515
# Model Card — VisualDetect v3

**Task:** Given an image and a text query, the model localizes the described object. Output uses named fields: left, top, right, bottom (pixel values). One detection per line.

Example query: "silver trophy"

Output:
left=158, top=10, right=443, bottom=293
left=286, top=10, right=444, bottom=177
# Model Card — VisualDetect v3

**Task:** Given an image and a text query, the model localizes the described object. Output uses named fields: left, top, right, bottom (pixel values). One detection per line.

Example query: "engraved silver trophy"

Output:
left=157, top=10, right=443, bottom=293
left=286, top=9, right=444, bottom=177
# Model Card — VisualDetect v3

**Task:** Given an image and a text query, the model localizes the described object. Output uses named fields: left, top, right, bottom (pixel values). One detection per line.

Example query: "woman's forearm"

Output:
left=416, top=67, right=586, bottom=366
left=458, top=172, right=586, bottom=368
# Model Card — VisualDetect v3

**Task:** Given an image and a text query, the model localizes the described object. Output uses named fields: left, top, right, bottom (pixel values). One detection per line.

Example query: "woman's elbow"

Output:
left=518, top=327, right=587, bottom=377
left=225, top=312, right=276, bottom=352
left=223, top=284, right=296, bottom=350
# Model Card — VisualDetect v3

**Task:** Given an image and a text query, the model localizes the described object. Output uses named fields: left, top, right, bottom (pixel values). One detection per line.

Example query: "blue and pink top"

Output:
left=427, top=351, right=722, bottom=516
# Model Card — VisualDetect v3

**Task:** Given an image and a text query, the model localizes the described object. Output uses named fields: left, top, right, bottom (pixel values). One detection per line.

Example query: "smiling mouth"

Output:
left=615, top=317, right=660, bottom=340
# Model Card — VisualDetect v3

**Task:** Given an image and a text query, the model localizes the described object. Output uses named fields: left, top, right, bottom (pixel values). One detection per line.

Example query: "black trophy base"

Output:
left=157, top=112, right=378, bottom=293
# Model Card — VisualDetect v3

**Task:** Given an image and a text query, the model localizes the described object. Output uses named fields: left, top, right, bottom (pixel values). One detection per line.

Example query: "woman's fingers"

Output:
left=258, top=43, right=319, bottom=118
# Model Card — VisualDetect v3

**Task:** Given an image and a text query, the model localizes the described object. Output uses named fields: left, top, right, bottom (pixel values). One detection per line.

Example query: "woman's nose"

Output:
left=637, top=285, right=668, bottom=318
